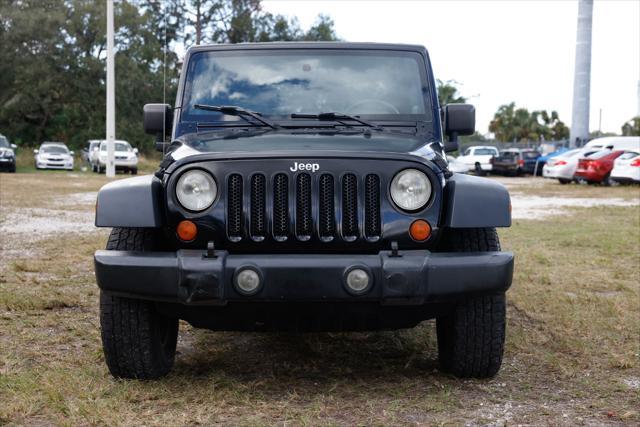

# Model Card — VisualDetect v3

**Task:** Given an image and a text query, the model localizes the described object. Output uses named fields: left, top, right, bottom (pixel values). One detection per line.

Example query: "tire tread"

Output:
left=100, top=227, right=177, bottom=379
left=436, top=227, right=506, bottom=378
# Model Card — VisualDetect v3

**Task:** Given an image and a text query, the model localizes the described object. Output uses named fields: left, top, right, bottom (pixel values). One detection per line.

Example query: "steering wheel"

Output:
left=345, top=99, right=400, bottom=115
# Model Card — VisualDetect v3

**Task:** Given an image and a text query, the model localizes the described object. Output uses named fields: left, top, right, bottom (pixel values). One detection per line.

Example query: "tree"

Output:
left=488, top=102, right=569, bottom=142
left=437, top=79, right=466, bottom=107
left=0, top=0, right=339, bottom=152
left=181, top=0, right=338, bottom=46
left=621, top=116, right=640, bottom=136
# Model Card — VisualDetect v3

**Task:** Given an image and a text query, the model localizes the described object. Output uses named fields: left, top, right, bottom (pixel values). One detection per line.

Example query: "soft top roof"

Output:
left=187, top=41, right=428, bottom=55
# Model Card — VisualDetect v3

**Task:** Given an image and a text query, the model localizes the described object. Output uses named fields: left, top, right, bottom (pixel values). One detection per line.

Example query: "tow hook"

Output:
left=203, top=241, right=217, bottom=259
left=390, top=241, right=402, bottom=258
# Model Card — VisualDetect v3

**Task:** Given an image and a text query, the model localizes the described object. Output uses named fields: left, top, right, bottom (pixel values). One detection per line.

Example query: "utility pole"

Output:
left=598, top=108, right=602, bottom=136
left=106, top=0, right=116, bottom=177
left=569, top=0, right=594, bottom=148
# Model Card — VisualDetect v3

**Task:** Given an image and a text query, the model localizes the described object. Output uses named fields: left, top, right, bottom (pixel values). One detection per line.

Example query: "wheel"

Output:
left=436, top=228, right=506, bottom=378
left=474, top=162, right=486, bottom=176
left=131, top=167, right=138, bottom=175
left=9, top=165, right=16, bottom=173
left=100, top=227, right=178, bottom=379
left=558, top=178, right=570, bottom=185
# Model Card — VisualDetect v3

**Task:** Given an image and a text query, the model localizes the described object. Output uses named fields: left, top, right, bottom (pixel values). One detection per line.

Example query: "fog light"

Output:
left=235, top=268, right=261, bottom=295
left=345, top=268, right=371, bottom=294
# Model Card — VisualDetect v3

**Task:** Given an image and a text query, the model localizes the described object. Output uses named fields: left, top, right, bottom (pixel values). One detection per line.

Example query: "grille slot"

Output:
left=364, top=174, right=381, bottom=238
left=250, top=174, right=266, bottom=239
left=342, top=173, right=358, bottom=240
left=273, top=173, right=289, bottom=240
left=227, top=174, right=243, bottom=240
left=295, top=173, right=312, bottom=239
left=319, top=174, right=335, bottom=239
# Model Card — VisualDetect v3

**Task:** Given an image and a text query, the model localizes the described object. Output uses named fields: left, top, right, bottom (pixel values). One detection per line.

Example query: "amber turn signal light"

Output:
left=176, top=220, right=197, bottom=241
left=409, top=219, right=431, bottom=241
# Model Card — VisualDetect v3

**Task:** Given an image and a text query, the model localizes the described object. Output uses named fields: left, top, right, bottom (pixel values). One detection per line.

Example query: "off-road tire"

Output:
left=100, top=227, right=178, bottom=379
left=436, top=227, right=506, bottom=378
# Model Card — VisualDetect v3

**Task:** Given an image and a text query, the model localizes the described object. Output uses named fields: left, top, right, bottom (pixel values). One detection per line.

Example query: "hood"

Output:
left=170, top=129, right=440, bottom=161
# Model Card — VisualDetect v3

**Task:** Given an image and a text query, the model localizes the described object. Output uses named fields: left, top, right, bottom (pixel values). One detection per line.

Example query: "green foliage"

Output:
left=621, top=116, right=640, bottom=136
left=0, top=0, right=338, bottom=152
left=436, top=79, right=466, bottom=107
left=489, top=102, right=569, bottom=142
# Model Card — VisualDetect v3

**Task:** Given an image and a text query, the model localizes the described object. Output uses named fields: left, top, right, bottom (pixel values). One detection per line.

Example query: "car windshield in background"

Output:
left=475, top=148, right=497, bottom=155
left=41, top=146, right=68, bottom=154
left=180, top=50, right=431, bottom=123
left=0, top=136, right=8, bottom=148
left=618, top=151, right=640, bottom=160
left=587, top=150, right=615, bottom=159
left=101, top=142, right=131, bottom=151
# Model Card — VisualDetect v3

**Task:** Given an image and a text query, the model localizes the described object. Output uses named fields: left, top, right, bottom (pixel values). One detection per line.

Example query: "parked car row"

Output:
left=0, top=138, right=139, bottom=174
left=543, top=136, right=640, bottom=185
left=447, top=137, right=640, bottom=185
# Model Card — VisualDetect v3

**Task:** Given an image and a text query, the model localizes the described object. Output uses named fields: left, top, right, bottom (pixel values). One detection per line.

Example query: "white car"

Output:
left=583, top=136, right=640, bottom=152
left=446, top=155, right=469, bottom=174
left=456, top=146, right=499, bottom=174
left=611, top=151, right=640, bottom=184
left=542, top=147, right=604, bottom=184
left=34, top=142, right=74, bottom=170
left=92, top=140, right=139, bottom=174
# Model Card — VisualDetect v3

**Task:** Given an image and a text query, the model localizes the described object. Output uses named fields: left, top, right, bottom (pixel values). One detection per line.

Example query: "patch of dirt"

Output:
left=0, top=207, right=95, bottom=237
left=510, top=194, right=639, bottom=220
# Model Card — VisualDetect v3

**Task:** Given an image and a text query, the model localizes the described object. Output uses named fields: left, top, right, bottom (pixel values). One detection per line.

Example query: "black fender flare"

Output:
left=95, top=175, right=164, bottom=227
left=442, top=173, right=511, bottom=228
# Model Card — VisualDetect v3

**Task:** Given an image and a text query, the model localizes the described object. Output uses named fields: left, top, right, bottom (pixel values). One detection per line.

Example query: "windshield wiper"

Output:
left=194, top=104, right=280, bottom=129
left=290, top=112, right=383, bottom=130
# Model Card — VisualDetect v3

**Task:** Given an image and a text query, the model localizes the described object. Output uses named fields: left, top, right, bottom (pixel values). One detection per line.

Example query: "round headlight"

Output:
left=390, top=169, right=431, bottom=211
left=176, top=170, right=217, bottom=211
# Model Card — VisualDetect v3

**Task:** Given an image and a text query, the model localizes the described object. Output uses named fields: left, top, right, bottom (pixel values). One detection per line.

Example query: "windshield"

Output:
left=181, top=50, right=431, bottom=123
left=499, top=151, right=518, bottom=159
left=475, top=148, right=497, bottom=156
left=587, top=150, right=616, bottom=160
left=523, top=151, right=539, bottom=159
left=41, top=145, right=68, bottom=154
left=101, top=142, right=131, bottom=152
left=0, top=136, right=8, bottom=148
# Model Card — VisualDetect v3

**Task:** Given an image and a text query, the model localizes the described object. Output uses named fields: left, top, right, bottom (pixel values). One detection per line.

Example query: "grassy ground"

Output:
left=0, top=172, right=638, bottom=425
left=13, top=148, right=161, bottom=174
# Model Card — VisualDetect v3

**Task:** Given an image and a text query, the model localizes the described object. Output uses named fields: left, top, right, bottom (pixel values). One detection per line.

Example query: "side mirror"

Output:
left=33, top=149, right=39, bottom=154
left=69, top=151, right=75, bottom=155
left=10, top=144, right=17, bottom=149
left=143, top=103, right=172, bottom=136
left=443, top=103, right=475, bottom=153
left=133, top=148, right=139, bottom=154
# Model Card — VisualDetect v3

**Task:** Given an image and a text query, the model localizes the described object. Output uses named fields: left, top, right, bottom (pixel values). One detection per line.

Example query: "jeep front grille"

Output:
left=226, top=172, right=382, bottom=242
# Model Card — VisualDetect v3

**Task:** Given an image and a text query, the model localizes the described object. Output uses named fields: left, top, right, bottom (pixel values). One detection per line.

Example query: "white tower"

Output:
left=569, top=0, right=594, bottom=147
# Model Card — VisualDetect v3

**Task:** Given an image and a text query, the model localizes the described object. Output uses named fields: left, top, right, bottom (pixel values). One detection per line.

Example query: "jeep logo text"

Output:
left=290, top=162, right=320, bottom=172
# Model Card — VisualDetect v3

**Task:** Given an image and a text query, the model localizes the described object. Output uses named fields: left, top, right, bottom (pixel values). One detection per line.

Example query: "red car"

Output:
left=574, top=150, right=625, bottom=184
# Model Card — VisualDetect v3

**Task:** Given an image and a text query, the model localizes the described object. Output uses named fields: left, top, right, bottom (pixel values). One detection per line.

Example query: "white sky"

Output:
left=262, top=0, right=640, bottom=135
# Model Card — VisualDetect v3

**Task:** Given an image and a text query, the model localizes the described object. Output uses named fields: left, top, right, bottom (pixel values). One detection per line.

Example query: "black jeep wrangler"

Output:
left=94, top=42, right=513, bottom=380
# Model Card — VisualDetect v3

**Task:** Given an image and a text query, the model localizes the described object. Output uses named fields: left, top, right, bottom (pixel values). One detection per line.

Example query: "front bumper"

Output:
left=94, top=249, right=514, bottom=305
left=0, top=158, right=15, bottom=169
